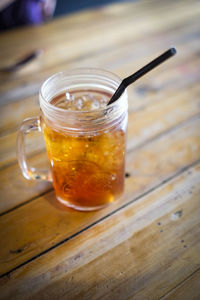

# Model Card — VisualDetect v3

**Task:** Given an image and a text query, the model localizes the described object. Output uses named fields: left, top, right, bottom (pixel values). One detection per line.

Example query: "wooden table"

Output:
left=0, top=0, right=200, bottom=299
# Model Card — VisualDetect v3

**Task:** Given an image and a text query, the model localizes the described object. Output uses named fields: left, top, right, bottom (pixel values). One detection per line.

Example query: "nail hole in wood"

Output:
left=125, top=172, right=130, bottom=178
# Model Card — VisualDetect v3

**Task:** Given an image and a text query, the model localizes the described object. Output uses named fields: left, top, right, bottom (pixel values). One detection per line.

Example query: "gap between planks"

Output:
left=0, top=158, right=199, bottom=279
left=0, top=1, right=199, bottom=104
left=0, top=161, right=199, bottom=299
left=159, top=267, right=200, bottom=300
left=0, top=113, right=200, bottom=216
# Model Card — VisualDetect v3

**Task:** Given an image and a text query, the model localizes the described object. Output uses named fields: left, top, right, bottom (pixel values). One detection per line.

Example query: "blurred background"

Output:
left=54, top=0, right=131, bottom=17
left=0, top=0, right=133, bottom=30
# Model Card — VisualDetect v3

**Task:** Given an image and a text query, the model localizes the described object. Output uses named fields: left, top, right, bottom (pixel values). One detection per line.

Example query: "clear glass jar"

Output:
left=17, top=68, right=128, bottom=211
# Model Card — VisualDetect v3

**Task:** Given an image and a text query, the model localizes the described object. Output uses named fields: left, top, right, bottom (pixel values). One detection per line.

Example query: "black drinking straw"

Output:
left=107, top=47, right=177, bottom=105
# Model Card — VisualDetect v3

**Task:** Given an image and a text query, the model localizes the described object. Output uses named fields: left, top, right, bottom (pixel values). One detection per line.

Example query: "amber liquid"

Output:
left=42, top=90, right=126, bottom=210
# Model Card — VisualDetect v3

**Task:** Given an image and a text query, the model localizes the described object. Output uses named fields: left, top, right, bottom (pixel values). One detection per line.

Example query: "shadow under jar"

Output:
left=17, top=68, right=128, bottom=211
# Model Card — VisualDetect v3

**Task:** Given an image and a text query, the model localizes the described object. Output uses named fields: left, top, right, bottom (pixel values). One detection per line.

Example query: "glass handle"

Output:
left=17, top=117, right=52, bottom=181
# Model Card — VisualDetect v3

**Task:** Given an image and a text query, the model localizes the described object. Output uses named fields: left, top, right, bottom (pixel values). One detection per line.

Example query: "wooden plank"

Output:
left=0, top=6, right=199, bottom=109
left=0, top=116, right=199, bottom=275
left=0, top=162, right=199, bottom=299
left=0, top=0, right=199, bottom=103
left=0, top=0, right=199, bottom=297
left=127, top=84, right=200, bottom=151
left=0, top=0, right=194, bottom=63
left=0, top=153, right=52, bottom=214
left=161, top=269, right=200, bottom=300
left=0, top=78, right=199, bottom=211
left=0, top=126, right=45, bottom=170
left=0, top=80, right=200, bottom=170
left=0, top=1, right=199, bottom=297
left=0, top=95, right=40, bottom=135
left=1, top=43, right=200, bottom=135
left=0, top=14, right=199, bottom=123
left=1, top=20, right=199, bottom=106
left=0, top=0, right=160, bottom=56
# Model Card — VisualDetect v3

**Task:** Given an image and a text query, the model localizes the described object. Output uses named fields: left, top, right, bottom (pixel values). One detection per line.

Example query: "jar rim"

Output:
left=39, top=67, right=124, bottom=115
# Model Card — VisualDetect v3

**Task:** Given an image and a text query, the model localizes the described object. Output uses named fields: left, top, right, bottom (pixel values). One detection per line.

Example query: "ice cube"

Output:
left=90, top=99, right=100, bottom=110
left=65, top=92, right=71, bottom=100
left=74, top=98, right=84, bottom=110
left=100, top=95, right=108, bottom=105
left=65, top=92, right=74, bottom=101
left=74, top=93, right=100, bottom=110
left=60, top=91, right=109, bottom=111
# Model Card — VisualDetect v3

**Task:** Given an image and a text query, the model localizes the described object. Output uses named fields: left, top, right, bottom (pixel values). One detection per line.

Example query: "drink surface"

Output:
left=42, top=90, right=126, bottom=210
left=50, top=89, right=110, bottom=111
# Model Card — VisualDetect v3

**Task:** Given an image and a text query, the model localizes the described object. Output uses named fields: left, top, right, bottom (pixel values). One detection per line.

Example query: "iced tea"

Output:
left=42, top=89, right=126, bottom=210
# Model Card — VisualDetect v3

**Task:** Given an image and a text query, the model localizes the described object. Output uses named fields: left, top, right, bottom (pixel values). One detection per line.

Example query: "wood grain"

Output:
left=0, top=66, right=200, bottom=210
left=0, top=80, right=199, bottom=170
left=0, top=95, right=40, bottom=135
left=0, top=0, right=196, bottom=63
left=0, top=0, right=199, bottom=104
left=1, top=50, right=199, bottom=135
left=161, top=269, right=200, bottom=300
left=0, top=16, right=199, bottom=111
left=0, top=153, right=52, bottom=214
left=0, top=0, right=199, bottom=298
left=0, top=163, right=199, bottom=299
left=0, top=116, right=199, bottom=275
left=1, top=46, right=200, bottom=135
